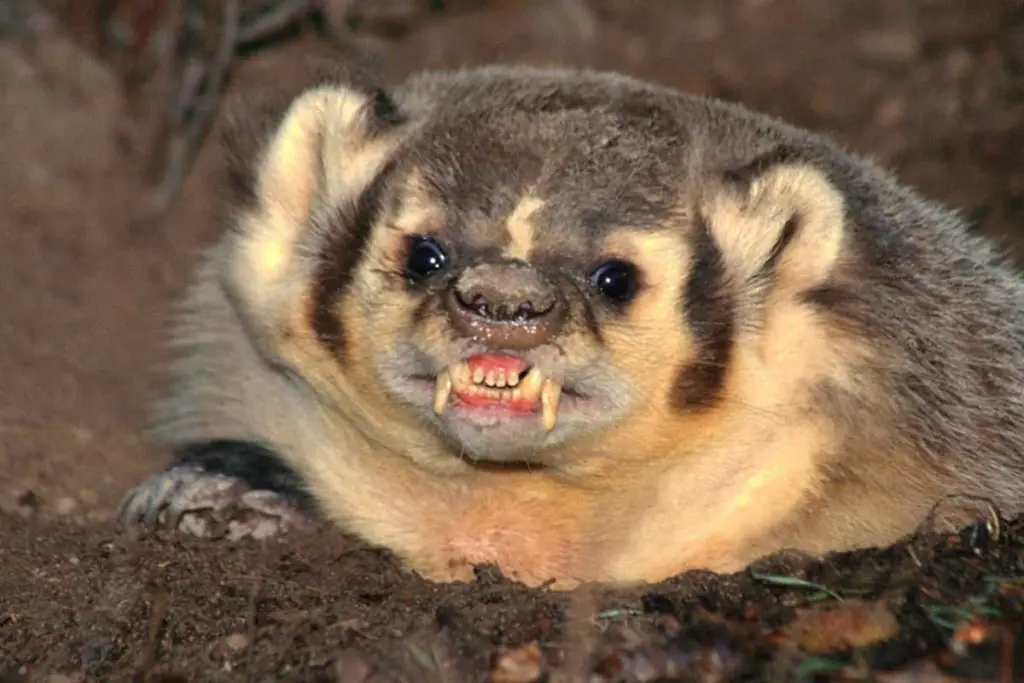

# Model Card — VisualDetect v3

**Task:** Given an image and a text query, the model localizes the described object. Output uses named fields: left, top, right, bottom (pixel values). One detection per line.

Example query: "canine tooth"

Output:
left=484, top=370, right=498, bottom=387
left=472, top=366, right=486, bottom=384
left=434, top=370, right=453, bottom=415
left=518, top=367, right=546, bottom=403
left=540, top=379, right=562, bottom=431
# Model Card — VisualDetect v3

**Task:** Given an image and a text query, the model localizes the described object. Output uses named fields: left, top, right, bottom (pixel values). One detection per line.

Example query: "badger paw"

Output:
left=115, top=466, right=314, bottom=541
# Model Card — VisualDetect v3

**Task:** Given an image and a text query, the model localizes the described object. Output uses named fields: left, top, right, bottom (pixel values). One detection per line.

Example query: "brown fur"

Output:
left=141, top=65, right=1024, bottom=588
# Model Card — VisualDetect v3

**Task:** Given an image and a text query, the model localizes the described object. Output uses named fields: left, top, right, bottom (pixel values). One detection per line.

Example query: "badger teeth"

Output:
left=433, top=370, right=453, bottom=416
left=431, top=361, right=563, bottom=430
left=540, top=378, right=562, bottom=431
left=517, top=364, right=545, bottom=398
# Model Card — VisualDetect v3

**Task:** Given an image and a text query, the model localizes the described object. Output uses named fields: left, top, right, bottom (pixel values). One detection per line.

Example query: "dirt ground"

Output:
left=2, top=1, right=1023, bottom=681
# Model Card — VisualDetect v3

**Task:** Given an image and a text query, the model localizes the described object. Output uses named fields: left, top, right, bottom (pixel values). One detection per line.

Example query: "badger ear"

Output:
left=219, top=51, right=400, bottom=209
left=220, top=89, right=300, bottom=209
left=220, top=80, right=405, bottom=358
left=702, top=146, right=848, bottom=291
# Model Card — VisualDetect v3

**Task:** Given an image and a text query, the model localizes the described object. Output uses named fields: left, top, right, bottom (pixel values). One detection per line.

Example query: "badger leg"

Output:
left=115, top=441, right=318, bottom=540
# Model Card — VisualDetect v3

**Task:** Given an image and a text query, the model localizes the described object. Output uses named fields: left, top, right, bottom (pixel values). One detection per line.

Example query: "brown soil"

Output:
left=1, top=1, right=1023, bottom=681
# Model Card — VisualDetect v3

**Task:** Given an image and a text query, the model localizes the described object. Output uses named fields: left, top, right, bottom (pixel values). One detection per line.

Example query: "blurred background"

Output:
left=0, top=0, right=1021, bottom=525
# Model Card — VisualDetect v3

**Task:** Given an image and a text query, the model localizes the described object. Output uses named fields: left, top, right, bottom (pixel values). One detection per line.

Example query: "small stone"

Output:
left=332, top=649, right=375, bottom=683
left=71, top=426, right=94, bottom=444
left=491, top=642, right=544, bottom=683
left=54, top=497, right=77, bottom=516
left=223, top=632, right=250, bottom=653
left=338, top=617, right=370, bottom=632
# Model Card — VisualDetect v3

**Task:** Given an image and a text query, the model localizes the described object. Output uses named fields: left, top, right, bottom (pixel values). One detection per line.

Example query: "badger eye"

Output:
left=589, top=259, right=639, bottom=303
left=404, top=235, right=448, bottom=282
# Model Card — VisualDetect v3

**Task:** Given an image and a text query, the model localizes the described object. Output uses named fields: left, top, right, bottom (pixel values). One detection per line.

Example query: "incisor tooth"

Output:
left=434, top=370, right=453, bottom=415
left=484, top=370, right=497, bottom=387
left=540, top=378, right=562, bottom=430
left=450, top=362, right=471, bottom=387
left=507, top=372, right=520, bottom=387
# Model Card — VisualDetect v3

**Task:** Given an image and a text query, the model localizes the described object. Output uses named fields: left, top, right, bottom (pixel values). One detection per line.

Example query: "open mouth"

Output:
left=431, top=353, right=564, bottom=430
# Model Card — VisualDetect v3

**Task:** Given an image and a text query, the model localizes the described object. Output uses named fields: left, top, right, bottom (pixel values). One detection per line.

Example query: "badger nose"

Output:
left=444, top=262, right=566, bottom=349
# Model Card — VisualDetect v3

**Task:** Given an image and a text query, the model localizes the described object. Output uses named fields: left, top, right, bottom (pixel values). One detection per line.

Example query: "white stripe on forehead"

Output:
left=503, top=196, right=545, bottom=262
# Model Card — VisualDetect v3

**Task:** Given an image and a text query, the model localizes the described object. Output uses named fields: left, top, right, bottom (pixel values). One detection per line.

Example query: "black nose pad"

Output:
left=444, top=263, right=567, bottom=349
left=456, top=292, right=554, bottom=322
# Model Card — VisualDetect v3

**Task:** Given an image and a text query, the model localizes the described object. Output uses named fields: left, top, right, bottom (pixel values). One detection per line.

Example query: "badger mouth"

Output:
left=431, top=353, right=563, bottom=431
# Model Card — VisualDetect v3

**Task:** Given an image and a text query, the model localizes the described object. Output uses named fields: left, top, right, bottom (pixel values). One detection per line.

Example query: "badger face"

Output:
left=362, top=207, right=666, bottom=463
left=373, top=238, right=638, bottom=461
left=226, top=66, right=855, bottom=473
left=350, top=121, right=706, bottom=465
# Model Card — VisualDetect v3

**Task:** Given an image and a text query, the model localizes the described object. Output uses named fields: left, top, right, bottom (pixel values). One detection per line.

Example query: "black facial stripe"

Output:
left=311, top=159, right=399, bottom=357
left=673, top=214, right=735, bottom=411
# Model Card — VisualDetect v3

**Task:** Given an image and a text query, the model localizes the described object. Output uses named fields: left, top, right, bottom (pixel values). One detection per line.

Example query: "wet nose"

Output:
left=444, top=262, right=566, bottom=349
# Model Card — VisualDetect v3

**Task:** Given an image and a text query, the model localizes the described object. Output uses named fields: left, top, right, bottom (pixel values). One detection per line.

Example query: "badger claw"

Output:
left=115, top=465, right=313, bottom=541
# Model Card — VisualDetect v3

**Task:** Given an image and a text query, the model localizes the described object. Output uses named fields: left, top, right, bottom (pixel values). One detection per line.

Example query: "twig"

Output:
left=133, top=589, right=172, bottom=681
left=237, top=0, right=312, bottom=46
left=245, top=573, right=263, bottom=682
left=136, top=0, right=241, bottom=229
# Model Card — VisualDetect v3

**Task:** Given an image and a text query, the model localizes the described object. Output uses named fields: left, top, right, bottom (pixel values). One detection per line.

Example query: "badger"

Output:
left=116, top=64, right=1024, bottom=588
